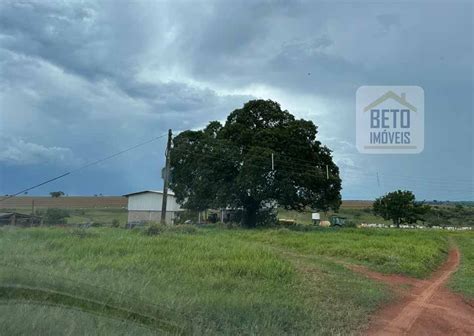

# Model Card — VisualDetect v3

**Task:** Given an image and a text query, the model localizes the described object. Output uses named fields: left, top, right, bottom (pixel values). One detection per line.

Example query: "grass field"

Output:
left=0, top=224, right=464, bottom=335
left=277, top=207, right=392, bottom=225
left=449, top=231, right=474, bottom=300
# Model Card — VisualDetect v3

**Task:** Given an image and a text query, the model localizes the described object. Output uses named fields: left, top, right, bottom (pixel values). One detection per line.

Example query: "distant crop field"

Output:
left=1, top=197, right=369, bottom=210
left=341, top=200, right=374, bottom=209
left=0, top=196, right=127, bottom=209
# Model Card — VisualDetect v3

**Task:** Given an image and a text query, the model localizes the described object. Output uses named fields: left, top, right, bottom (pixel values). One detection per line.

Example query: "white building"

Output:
left=123, top=190, right=184, bottom=225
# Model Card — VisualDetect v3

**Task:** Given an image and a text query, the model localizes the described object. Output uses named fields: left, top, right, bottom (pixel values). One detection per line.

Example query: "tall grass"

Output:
left=0, top=226, right=453, bottom=334
left=239, top=228, right=449, bottom=278
left=449, top=232, right=474, bottom=299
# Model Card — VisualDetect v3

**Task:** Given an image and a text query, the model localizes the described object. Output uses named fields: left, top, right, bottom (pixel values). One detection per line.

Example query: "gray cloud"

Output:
left=0, top=136, right=80, bottom=166
left=0, top=0, right=472, bottom=199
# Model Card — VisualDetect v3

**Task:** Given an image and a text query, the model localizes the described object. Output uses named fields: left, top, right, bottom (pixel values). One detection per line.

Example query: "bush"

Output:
left=111, top=219, right=120, bottom=228
left=145, top=223, right=197, bottom=236
left=344, top=220, right=357, bottom=228
left=256, top=209, right=277, bottom=227
left=145, top=225, right=166, bottom=236
left=44, top=208, right=70, bottom=225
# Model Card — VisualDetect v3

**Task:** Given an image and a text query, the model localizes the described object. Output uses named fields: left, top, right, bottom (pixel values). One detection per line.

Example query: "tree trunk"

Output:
left=393, top=218, right=400, bottom=228
left=242, top=201, right=258, bottom=228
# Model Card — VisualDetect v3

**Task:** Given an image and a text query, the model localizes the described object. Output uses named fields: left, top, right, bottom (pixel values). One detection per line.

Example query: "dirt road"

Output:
left=360, top=248, right=474, bottom=335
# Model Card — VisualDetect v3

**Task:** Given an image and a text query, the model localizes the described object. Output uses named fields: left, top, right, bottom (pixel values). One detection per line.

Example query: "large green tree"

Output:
left=170, top=100, right=342, bottom=227
left=373, top=190, right=430, bottom=227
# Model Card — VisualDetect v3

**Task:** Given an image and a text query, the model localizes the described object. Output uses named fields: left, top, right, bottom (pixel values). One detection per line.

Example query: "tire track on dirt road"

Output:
left=362, top=247, right=474, bottom=335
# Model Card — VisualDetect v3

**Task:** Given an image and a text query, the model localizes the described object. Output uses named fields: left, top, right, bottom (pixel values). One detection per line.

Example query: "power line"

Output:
left=0, top=133, right=168, bottom=202
left=171, top=145, right=473, bottom=187
left=170, top=146, right=473, bottom=194
left=188, top=138, right=473, bottom=183
left=170, top=140, right=472, bottom=185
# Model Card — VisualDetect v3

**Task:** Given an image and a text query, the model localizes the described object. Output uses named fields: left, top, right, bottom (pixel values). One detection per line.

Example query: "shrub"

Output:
left=111, top=219, right=120, bottom=228
left=145, top=224, right=197, bottom=236
left=145, top=225, right=166, bottom=236
left=256, top=209, right=277, bottom=227
left=44, top=208, right=70, bottom=225
left=344, top=220, right=357, bottom=228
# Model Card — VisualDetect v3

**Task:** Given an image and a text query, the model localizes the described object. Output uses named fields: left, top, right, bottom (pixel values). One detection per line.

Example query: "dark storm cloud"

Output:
left=0, top=0, right=472, bottom=199
left=0, top=1, right=157, bottom=81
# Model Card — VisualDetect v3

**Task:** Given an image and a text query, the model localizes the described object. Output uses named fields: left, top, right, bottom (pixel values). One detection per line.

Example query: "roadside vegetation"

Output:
left=0, top=225, right=461, bottom=335
left=449, top=231, right=474, bottom=300
left=241, top=228, right=449, bottom=278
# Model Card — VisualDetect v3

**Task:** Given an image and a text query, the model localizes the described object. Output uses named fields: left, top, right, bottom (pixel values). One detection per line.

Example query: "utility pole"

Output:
left=161, top=129, right=172, bottom=225
left=326, top=165, right=329, bottom=179
left=271, top=153, right=274, bottom=171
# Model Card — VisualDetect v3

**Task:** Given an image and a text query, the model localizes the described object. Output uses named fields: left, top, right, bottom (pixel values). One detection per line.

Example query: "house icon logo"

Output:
left=356, top=86, right=424, bottom=154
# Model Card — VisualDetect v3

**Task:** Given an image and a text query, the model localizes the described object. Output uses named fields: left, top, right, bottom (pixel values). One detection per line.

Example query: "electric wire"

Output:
left=0, top=134, right=168, bottom=202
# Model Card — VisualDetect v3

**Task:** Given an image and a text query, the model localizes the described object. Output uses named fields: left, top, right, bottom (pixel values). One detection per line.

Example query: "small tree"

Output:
left=50, top=191, right=65, bottom=198
left=44, top=208, right=70, bottom=225
left=373, top=190, right=430, bottom=228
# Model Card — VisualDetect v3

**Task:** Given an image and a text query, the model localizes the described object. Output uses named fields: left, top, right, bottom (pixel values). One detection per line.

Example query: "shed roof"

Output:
left=0, top=212, right=41, bottom=219
left=123, top=190, right=175, bottom=197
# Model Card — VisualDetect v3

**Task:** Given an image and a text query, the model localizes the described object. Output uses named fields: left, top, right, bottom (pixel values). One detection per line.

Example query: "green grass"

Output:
left=239, top=228, right=449, bottom=278
left=66, top=208, right=127, bottom=226
left=0, top=227, right=385, bottom=335
left=449, top=231, right=474, bottom=300
left=0, top=225, right=458, bottom=335
left=0, top=303, right=155, bottom=336
left=277, top=208, right=392, bottom=225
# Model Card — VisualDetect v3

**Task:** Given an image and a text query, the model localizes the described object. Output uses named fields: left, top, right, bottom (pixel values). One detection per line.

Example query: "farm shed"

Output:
left=123, top=190, right=184, bottom=225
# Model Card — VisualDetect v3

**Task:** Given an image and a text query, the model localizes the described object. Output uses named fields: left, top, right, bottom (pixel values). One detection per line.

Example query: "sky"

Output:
left=0, top=0, right=472, bottom=201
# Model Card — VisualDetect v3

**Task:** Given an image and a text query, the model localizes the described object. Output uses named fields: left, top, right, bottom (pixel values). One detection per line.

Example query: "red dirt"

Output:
left=357, top=248, right=474, bottom=335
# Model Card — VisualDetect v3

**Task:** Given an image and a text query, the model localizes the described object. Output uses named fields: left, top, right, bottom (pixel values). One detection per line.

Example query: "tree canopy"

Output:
left=373, top=190, right=430, bottom=227
left=170, top=99, right=342, bottom=227
left=49, top=191, right=65, bottom=198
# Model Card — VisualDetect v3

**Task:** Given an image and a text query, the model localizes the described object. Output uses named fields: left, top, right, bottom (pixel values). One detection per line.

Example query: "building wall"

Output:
left=128, top=210, right=177, bottom=224
left=127, top=193, right=182, bottom=212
